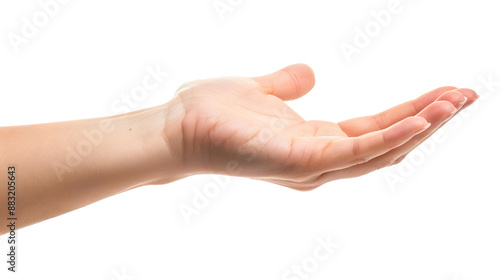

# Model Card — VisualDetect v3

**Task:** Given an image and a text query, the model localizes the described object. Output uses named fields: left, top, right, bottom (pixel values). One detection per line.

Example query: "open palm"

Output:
left=166, top=64, right=478, bottom=190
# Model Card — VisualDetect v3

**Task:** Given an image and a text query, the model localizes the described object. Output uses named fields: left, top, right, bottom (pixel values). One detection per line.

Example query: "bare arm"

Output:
left=0, top=64, right=479, bottom=235
left=0, top=106, right=181, bottom=234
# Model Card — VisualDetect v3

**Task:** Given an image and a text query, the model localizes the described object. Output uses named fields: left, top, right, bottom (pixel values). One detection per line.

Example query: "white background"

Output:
left=1, top=0, right=499, bottom=279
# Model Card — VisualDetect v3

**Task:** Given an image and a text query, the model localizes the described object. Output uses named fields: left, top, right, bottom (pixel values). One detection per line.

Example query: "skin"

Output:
left=0, top=64, right=479, bottom=234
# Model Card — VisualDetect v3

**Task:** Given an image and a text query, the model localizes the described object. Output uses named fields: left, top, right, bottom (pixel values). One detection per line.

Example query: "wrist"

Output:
left=111, top=104, right=186, bottom=188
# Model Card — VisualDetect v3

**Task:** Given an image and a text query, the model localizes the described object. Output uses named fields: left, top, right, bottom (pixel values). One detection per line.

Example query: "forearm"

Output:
left=0, top=105, right=182, bottom=234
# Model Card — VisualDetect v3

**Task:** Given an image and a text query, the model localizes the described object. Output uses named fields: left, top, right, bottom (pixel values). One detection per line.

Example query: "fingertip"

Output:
left=434, top=100, right=457, bottom=114
left=415, top=86, right=458, bottom=108
left=384, top=116, right=429, bottom=145
left=251, top=64, right=316, bottom=101
left=438, top=90, right=467, bottom=108
left=407, top=116, right=431, bottom=132
left=282, top=63, right=316, bottom=97
left=455, top=88, right=480, bottom=102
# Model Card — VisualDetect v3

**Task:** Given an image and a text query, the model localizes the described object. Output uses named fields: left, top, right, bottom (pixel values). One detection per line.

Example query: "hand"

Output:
left=0, top=64, right=479, bottom=232
left=162, top=64, right=478, bottom=190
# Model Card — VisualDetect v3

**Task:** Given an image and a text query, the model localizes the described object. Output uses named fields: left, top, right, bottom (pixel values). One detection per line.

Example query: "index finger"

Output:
left=338, top=86, right=457, bottom=137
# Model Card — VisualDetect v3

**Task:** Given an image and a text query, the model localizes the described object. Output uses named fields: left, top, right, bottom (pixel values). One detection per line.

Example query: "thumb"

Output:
left=251, top=64, right=316, bottom=101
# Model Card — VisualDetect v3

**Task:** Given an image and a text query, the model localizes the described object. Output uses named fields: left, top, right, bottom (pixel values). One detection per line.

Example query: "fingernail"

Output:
left=422, top=121, right=431, bottom=130
left=414, top=117, right=431, bottom=132
left=458, top=97, right=468, bottom=108
left=458, top=88, right=479, bottom=102
left=448, top=108, right=458, bottom=117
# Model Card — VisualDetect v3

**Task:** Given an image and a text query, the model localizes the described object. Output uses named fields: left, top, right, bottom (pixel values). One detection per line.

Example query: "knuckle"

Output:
left=282, top=67, right=302, bottom=93
left=351, top=138, right=361, bottom=156
left=373, top=112, right=387, bottom=130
